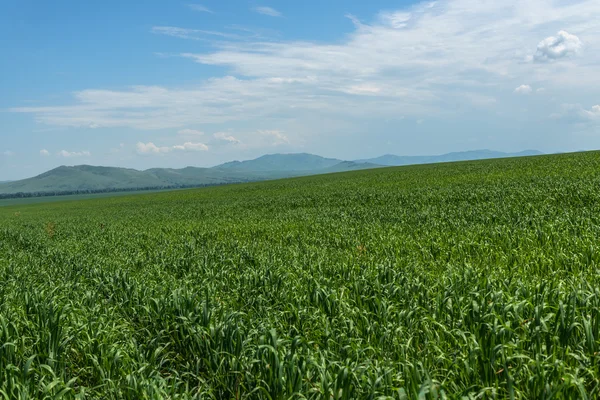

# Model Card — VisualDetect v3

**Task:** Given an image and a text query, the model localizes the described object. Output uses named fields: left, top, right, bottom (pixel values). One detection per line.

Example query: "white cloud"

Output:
left=10, top=0, right=600, bottom=135
left=582, top=105, right=600, bottom=119
left=57, top=150, right=91, bottom=158
left=514, top=84, right=533, bottom=95
left=178, top=128, right=204, bottom=136
left=172, top=142, right=209, bottom=151
left=534, top=31, right=583, bottom=63
left=2, top=151, right=14, bottom=157
left=137, top=141, right=208, bottom=155
left=551, top=104, right=600, bottom=123
left=259, top=130, right=289, bottom=145
left=188, top=4, right=213, bottom=13
left=378, top=11, right=412, bottom=28
left=254, top=6, right=282, bottom=17
left=40, top=149, right=50, bottom=156
left=136, top=142, right=171, bottom=154
left=213, top=132, right=240, bottom=144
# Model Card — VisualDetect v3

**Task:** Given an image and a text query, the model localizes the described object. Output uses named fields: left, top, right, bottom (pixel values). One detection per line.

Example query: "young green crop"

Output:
left=1, top=152, right=600, bottom=398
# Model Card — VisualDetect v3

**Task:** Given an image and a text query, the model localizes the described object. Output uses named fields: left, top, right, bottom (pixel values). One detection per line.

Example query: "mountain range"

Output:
left=0, top=150, right=542, bottom=196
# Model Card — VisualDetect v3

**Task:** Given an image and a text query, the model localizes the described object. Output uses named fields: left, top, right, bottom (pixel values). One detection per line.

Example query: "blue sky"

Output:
left=1, top=0, right=599, bottom=180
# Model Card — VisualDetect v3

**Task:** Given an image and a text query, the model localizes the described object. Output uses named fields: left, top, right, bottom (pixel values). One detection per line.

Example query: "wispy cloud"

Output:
left=110, top=143, right=125, bottom=154
left=40, top=149, right=50, bottom=156
left=11, top=0, right=600, bottom=136
left=552, top=104, right=600, bottom=123
left=254, top=6, right=282, bottom=17
left=57, top=150, right=91, bottom=158
left=2, top=151, right=14, bottom=157
left=188, top=4, right=213, bottom=13
left=259, top=130, right=289, bottom=145
left=152, top=26, right=241, bottom=41
left=137, top=141, right=208, bottom=155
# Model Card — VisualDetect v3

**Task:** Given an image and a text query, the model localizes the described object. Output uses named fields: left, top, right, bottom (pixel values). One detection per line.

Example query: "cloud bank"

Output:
left=10, top=0, right=600, bottom=146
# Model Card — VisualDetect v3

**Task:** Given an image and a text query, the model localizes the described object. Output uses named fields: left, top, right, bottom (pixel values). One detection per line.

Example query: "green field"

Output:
left=1, top=152, right=599, bottom=399
left=0, top=189, right=174, bottom=207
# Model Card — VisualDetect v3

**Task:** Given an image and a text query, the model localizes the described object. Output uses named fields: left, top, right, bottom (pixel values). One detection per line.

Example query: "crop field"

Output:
left=0, top=189, right=178, bottom=208
left=1, top=151, right=600, bottom=399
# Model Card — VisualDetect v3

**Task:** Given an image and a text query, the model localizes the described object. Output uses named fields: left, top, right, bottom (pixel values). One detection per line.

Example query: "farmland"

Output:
left=1, top=151, right=599, bottom=399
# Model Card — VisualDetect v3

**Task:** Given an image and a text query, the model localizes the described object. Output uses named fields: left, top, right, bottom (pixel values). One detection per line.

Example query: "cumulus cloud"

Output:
left=514, top=85, right=533, bottom=95
left=40, top=149, right=50, bottom=156
left=173, top=142, right=209, bottom=151
left=178, top=129, right=204, bottom=136
left=136, top=141, right=208, bottom=155
left=534, top=31, right=583, bottom=62
left=58, top=150, right=91, bottom=158
left=136, top=142, right=170, bottom=154
left=254, top=6, right=282, bottom=17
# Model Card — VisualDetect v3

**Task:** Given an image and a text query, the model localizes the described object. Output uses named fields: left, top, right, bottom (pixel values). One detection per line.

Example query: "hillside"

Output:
left=0, top=166, right=256, bottom=195
left=1, top=151, right=598, bottom=397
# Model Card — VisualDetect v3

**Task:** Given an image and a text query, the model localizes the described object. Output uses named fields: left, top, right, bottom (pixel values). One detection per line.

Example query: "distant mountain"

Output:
left=0, top=154, right=377, bottom=196
left=357, top=150, right=543, bottom=166
left=214, top=153, right=343, bottom=172
left=318, top=161, right=382, bottom=174
left=0, top=150, right=543, bottom=197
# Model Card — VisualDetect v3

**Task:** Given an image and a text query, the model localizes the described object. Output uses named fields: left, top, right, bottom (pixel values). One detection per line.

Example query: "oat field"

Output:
left=1, top=152, right=600, bottom=399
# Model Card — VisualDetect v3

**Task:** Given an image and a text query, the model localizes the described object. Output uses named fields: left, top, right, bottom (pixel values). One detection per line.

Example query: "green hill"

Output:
left=0, top=150, right=542, bottom=197
left=0, top=154, right=378, bottom=196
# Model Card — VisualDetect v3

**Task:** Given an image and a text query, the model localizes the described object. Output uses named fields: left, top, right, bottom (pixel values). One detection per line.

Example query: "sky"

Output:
left=1, top=0, right=600, bottom=180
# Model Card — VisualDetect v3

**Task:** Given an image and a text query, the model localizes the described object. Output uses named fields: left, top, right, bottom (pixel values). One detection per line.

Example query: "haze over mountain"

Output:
left=357, top=150, right=543, bottom=166
left=0, top=150, right=542, bottom=196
